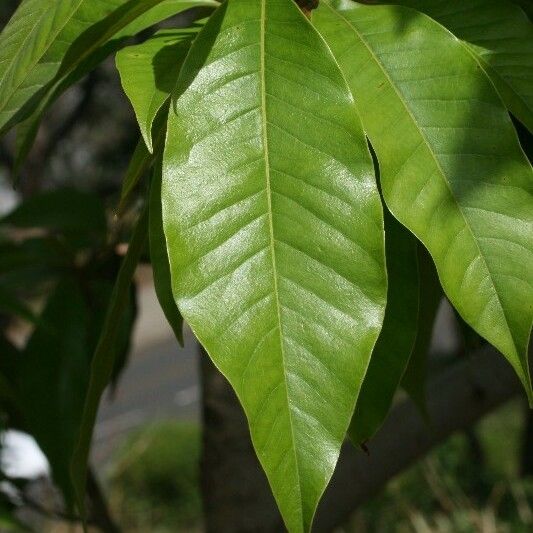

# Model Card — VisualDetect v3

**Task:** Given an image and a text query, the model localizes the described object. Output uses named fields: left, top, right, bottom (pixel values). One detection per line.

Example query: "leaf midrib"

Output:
left=259, top=0, right=303, bottom=522
left=326, top=3, right=520, bottom=360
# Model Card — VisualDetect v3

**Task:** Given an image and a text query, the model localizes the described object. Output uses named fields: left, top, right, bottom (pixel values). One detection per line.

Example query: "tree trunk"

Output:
left=199, top=348, right=283, bottom=532
left=199, top=343, right=522, bottom=532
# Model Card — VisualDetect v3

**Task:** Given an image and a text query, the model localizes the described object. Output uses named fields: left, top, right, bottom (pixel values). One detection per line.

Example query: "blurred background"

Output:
left=0, top=0, right=532, bottom=531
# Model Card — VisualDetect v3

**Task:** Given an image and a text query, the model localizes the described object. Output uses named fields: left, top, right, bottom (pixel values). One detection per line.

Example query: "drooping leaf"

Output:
left=0, top=0, right=217, bottom=135
left=15, top=279, right=92, bottom=507
left=401, top=244, right=442, bottom=415
left=109, top=285, right=138, bottom=391
left=118, top=108, right=168, bottom=212
left=119, top=139, right=155, bottom=211
left=150, top=160, right=184, bottom=345
left=87, top=278, right=138, bottom=392
left=116, top=28, right=198, bottom=152
left=383, top=0, right=533, bottom=132
left=71, top=206, right=148, bottom=518
left=349, top=211, right=419, bottom=446
left=315, top=0, right=533, bottom=403
left=162, top=1, right=387, bottom=530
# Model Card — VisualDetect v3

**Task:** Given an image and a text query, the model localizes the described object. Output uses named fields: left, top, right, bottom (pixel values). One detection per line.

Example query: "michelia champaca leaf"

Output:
left=401, top=245, right=442, bottom=415
left=71, top=206, right=148, bottom=519
left=162, top=0, right=387, bottom=530
left=116, top=28, right=197, bottom=152
left=0, top=0, right=215, bottom=134
left=349, top=212, right=419, bottom=446
left=314, top=1, right=533, bottom=403
left=387, top=0, right=533, bottom=132
left=150, top=162, right=184, bottom=345
left=17, top=279, right=92, bottom=508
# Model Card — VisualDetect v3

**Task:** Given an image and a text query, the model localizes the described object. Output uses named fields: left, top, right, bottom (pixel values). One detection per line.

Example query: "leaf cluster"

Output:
left=0, top=1, right=531, bottom=531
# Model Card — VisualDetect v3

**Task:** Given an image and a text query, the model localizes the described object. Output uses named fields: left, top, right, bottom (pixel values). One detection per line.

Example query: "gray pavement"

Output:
left=92, top=267, right=201, bottom=466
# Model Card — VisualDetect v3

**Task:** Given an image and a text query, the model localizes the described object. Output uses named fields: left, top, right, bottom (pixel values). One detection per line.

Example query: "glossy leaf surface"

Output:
left=349, top=212, right=419, bottom=445
left=162, top=0, right=387, bottom=530
left=315, top=0, right=533, bottom=402
left=116, top=28, right=196, bottom=152
left=387, top=0, right=533, bottom=132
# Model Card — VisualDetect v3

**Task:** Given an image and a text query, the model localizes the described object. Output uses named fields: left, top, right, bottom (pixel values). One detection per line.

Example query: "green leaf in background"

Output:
left=71, top=206, right=148, bottom=520
left=1, top=188, right=107, bottom=246
left=314, top=0, right=533, bottom=403
left=15, top=279, right=92, bottom=508
left=150, top=161, right=184, bottom=345
left=514, top=0, right=533, bottom=21
left=0, top=0, right=217, bottom=135
left=116, top=28, right=198, bottom=152
left=0, top=286, right=39, bottom=326
left=118, top=106, right=170, bottom=212
left=162, top=0, right=386, bottom=530
left=385, top=0, right=533, bottom=132
left=0, top=238, right=71, bottom=291
left=0, top=0, right=126, bottom=133
left=401, top=244, right=442, bottom=415
left=87, top=279, right=138, bottom=392
left=119, top=139, right=155, bottom=211
left=349, top=212, right=419, bottom=446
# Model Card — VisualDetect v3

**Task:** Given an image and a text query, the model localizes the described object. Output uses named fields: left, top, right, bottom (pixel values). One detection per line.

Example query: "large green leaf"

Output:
left=116, top=28, right=197, bottom=152
left=384, top=0, right=533, bottom=132
left=162, top=0, right=386, bottom=530
left=349, top=212, right=419, bottom=446
left=0, top=0, right=216, bottom=134
left=71, top=206, right=148, bottom=519
left=150, top=161, right=184, bottom=345
left=314, top=0, right=533, bottom=403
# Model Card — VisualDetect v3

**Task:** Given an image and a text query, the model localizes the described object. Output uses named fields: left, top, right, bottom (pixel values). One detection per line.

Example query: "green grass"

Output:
left=108, top=421, right=202, bottom=532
